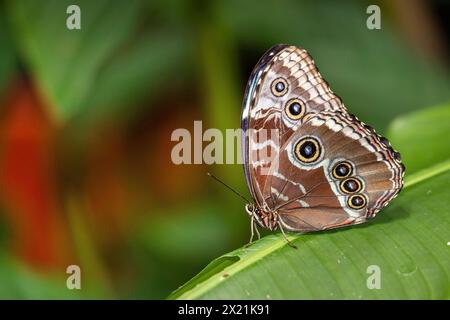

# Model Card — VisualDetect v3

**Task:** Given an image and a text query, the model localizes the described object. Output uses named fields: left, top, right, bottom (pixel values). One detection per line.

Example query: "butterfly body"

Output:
left=241, top=45, right=405, bottom=235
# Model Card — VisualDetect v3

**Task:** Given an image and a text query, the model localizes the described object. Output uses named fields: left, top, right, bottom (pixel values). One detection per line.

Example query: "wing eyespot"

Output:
left=340, top=178, right=363, bottom=194
left=294, top=137, right=321, bottom=163
left=271, top=77, right=288, bottom=96
left=285, top=98, right=305, bottom=120
left=348, top=194, right=367, bottom=209
left=332, top=161, right=352, bottom=179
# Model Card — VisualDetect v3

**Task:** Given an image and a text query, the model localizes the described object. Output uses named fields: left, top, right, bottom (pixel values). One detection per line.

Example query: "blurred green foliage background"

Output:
left=0, top=0, right=449, bottom=299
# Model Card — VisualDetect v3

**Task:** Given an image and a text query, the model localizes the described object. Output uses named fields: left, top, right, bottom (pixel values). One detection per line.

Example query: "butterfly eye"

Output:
left=294, top=137, right=321, bottom=163
left=340, top=178, right=362, bottom=194
left=348, top=194, right=367, bottom=209
left=271, top=78, right=288, bottom=96
left=285, top=98, right=305, bottom=120
left=332, top=161, right=352, bottom=179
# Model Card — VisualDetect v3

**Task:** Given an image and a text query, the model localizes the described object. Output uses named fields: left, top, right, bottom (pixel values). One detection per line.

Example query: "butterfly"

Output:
left=241, top=44, right=405, bottom=247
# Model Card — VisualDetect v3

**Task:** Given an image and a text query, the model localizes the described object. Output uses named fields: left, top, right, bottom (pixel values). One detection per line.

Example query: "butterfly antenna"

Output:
left=207, top=172, right=250, bottom=203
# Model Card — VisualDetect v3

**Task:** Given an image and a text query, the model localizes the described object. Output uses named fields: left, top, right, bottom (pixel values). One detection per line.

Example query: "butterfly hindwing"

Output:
left=263, top=111, right=404, bottom=232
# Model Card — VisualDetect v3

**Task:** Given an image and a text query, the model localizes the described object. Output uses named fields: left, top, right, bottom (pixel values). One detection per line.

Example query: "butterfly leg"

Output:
left=245, top=218, right=255, bottom=247
left=277, top=221, right=297, bottom=249
left=245, top=218, right=261, bottom=247
left=254, top=221, right=261, bottom=240
left=248, top=218, right=255, bottom=245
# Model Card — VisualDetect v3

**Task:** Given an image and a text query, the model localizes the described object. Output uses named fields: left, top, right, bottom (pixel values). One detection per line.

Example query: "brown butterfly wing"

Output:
left=263, top=111, right=405, bottom=232
left=243, top=45, right=346, bottom=209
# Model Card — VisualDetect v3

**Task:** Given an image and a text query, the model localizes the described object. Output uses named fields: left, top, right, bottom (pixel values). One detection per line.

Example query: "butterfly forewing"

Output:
left=242, top=45, right=347, bottom=210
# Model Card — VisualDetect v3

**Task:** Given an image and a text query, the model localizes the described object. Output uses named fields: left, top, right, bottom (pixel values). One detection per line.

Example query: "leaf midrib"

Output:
left=176, top=234, right=295, bottom=299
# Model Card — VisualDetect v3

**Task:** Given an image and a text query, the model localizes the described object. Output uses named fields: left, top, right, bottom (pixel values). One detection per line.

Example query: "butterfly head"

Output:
left=245, top=203, right=278, bottom=231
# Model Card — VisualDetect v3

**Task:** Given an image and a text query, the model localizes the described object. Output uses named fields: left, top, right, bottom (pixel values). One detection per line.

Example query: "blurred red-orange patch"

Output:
left=0, top=81, right=71, bottom=271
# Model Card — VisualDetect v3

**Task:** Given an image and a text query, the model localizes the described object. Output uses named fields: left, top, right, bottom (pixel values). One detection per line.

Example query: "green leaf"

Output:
left=169, top=160, right=450, bottom=299
left=387, top=103, right=450, bottom=174
left=169, top=99, right=450, bottom=299
left=0, top=3, right=16, bottom=97
left=169, top=103, right=450, bottom=300
left=7, top=0, right=189, bottom=123
left=8, top=0, right=137, bottom=120
left=0, top=253, right=84, bottom=299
